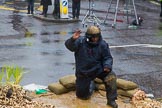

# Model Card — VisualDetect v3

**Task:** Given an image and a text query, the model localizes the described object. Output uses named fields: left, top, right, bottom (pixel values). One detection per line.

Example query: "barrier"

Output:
left=60, top=0, right=68, bottom=18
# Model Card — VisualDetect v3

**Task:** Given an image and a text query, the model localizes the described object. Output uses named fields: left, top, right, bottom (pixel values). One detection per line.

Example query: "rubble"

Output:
left=0, top=85, right=55, bottom=108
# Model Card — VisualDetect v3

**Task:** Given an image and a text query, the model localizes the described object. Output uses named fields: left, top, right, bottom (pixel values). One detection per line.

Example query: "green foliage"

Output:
left=13, top=66, right=24, bottom=85
left=5, top=65, right=14, bottom=83
left=0, top=65, right=25, bottom=85
left=0, top=69, right=4, bottom=85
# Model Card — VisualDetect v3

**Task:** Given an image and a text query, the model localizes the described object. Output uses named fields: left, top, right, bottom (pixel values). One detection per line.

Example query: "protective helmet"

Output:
left=85, top=26, right=101, bottom=38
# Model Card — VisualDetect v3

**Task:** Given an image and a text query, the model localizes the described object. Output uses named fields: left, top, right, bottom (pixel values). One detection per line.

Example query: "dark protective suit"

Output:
left=65, top=35, right=117, bottom=102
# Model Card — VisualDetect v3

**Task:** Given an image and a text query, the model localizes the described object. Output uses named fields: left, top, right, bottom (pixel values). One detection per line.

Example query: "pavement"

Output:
left=32, top=0, right=161, bottom=23
left=1, top=0, right=161, bottom=23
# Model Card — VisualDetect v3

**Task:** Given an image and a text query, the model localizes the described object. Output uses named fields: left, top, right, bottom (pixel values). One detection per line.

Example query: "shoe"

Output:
left=44, top=14, right=47, bottom=17
left=72, top=16, right=75, bottom=19
left=76, top=16, right=79, bottom=19
left=27, top=12, right=30, bottom=14
left=107, top=101, right=118, bottom=108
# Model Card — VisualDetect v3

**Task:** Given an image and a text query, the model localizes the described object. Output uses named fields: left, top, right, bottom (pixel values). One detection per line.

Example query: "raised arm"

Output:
left=65, top=30, right=81, bottom=52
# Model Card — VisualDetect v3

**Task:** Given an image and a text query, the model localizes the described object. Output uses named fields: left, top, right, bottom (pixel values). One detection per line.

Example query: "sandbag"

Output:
left=48, top=82, right=70, bottom=95
left=117, top=78, right=138, bottom=90
left=98, top=90, right=106, bottom=97
left=94, top=78, right=103, bottom=84
left=59, top=75, right=76, bottom=89
left=117, top=89, right=138, bottom=98
left=97, top=84, right=105, bottom=91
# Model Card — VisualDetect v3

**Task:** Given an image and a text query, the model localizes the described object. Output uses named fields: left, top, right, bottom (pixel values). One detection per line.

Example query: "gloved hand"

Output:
left=104, top=67, right=111, bottom=73
left=72, top=29, right=81, bottom=40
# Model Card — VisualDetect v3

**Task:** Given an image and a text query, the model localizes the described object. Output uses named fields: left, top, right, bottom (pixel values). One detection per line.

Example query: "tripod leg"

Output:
left=132, top=0, right=138, bottom=25
left=104, top=0, right=113, bottom=24
left=125, top=0, right=129, bottom=24
left=82, top=11, right=90, bottom=25
left=113, top=0, right=119, bottom=28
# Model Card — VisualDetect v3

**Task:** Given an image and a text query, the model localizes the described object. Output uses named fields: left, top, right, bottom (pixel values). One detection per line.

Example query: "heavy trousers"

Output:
left=75, top=71, right=117, bottom=101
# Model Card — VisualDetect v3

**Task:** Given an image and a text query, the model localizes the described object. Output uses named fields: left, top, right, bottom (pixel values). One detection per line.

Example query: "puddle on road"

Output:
left=9, top=12, right=22, bottom=31
left=40, top=29, right=89, bottom=36
left=40, top=31, right=75, bottom=36
left=8, top=11, right=31, bottom=36
left=0, top=44, right=26, bottom=48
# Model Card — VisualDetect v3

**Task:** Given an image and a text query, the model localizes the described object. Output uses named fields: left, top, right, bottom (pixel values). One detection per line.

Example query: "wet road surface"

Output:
left=0, top=0, right=162, bottom=98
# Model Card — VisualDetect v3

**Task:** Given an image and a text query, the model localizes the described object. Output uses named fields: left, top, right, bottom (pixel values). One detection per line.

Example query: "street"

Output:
left=0, top=0, right=162, bottom=98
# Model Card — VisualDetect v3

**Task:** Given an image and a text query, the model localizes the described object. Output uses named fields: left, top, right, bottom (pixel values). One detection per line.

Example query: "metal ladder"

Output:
left=103, top=0, right=139, bottom=28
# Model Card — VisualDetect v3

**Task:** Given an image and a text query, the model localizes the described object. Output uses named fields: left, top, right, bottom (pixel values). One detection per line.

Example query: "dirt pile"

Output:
left=0, top=85, right=55, bottom=108
left=132, top=90, right=162, bottom=108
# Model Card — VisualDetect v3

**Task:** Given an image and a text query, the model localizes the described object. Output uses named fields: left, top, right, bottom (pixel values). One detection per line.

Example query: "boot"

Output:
left=107, top=100, right=118, bottom=108
left=44, top=14, right=47, bottom=17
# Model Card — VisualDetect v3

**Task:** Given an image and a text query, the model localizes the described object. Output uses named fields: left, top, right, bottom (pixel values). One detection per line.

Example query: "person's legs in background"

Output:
left=27, top=0, right=31, bottom=14
left=27, top=0, right=34, bottom=14
left=30, top=0, right=34, bottom=14
left=43, top=4, right=48, bottom=17
left=72, top=1, right=77, bottom=19
left=76, top=1, right=80, bottom=19
left=53, top=0, right=60, bottom=18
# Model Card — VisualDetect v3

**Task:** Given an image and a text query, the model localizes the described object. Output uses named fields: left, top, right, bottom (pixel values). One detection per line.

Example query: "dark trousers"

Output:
left=75, top=71, right=117, bottom=101
left=27, top=0, right=34, bottom=14
left=43, top=4, right=49, bottom=16
left=53, top=0, right=60, bottom=18
left=72, top=1, right=80, bottom=18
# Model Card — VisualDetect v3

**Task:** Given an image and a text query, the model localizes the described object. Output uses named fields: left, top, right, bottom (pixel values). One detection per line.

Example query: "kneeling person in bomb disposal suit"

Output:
left=65, top=26, right=118, bottom=108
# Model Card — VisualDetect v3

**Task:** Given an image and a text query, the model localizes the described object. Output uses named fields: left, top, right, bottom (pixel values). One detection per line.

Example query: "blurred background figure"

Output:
left=40, top=0, right=52, bottom=17
left=72, top=0, right=81, bottom=19
left=160, top=0, right=162, bottom=17
left=53, top=0, right=60, bottom=19
left=27, top=0, right=35, bottom=14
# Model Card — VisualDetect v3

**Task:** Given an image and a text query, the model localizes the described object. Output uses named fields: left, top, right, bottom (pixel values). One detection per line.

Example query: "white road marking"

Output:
left=110, top=44, right=162, bottom=48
